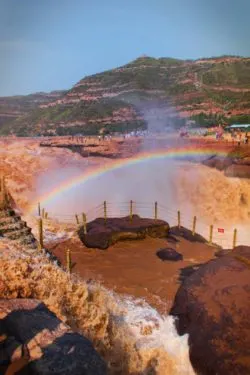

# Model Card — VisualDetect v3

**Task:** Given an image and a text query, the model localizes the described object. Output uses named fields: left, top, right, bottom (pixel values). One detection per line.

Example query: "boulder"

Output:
left=224, top=164, right=250, bottom=178
left=202, top=155, right=233, bottom=171
left=234, top=156, right=250, bottom=166
left=0, top=299, right=107, bottom=375
left=169, top=226, right=208, bottom=243
left=156, top=248, right=183, bottom=262
left=202, top=152, right=250, bottom=179
left=178, top=264, right=203, bottom=283
left=170, top=246, right=250, bottom=375
left=0, top=335, right=23, bottom=364
left=78, top=215, right=169, bottom=249
left=166, top=234, right=180, bottom=244
left=214, top=249, right=231, bottom=257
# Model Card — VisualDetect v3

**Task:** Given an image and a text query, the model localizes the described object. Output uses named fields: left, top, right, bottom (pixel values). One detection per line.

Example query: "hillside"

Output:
left=1, top=55, right=250, bottom=136
left=0, top=91, right=66, bottom=133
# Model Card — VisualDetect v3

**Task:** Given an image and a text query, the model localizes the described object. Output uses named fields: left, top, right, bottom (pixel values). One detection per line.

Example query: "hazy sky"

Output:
left=1, top=0, right=250, bottom=96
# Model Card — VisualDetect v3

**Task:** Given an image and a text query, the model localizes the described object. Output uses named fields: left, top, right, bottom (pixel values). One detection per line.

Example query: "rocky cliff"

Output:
left=170, top=246, right=250, bottom=375
left=1, top=55, right=250, bottom=136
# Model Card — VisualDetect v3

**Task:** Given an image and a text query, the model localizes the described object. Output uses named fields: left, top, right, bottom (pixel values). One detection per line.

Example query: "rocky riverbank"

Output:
left=202, top=145, right=250, bottom=178
left=170, top=245, right=250, bottom=375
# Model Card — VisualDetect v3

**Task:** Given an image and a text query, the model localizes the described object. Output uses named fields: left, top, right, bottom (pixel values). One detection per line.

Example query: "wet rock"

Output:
left=234, top=156, right=250, bottom=165
left=78, top=215, right=169, bottom=249
left=202, top=155, right=233, bottom=171
left=170, top=246, right=250, bottom=375
left=169, top=226, right=207, bottom=243
left=224, top=164, right=250, bottom=178
left=166, top=234, right=180, bottom=244
left=214, top=249, right=231, bottom=257
left=178, top=264, right=203, bottom=283
left=156, top=248, right=183, bottom=262
left=0, top=299, right=107, bottom=375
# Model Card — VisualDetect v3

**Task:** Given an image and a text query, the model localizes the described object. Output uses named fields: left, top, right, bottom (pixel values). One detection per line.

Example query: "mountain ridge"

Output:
left=1, top=55, right=250, bottom=136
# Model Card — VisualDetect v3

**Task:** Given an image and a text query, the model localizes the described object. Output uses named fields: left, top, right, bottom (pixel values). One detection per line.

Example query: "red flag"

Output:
left=218, top=228, right=224, bottom=233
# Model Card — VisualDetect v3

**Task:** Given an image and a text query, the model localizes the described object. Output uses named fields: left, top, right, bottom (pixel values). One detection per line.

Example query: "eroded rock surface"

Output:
left=170, top=246, right=250, bottom=375
left=156, top=248, right=183, bottom=262
left=78, top=215, right=170, bottom=249
left=0, top=299, right=107, bottom=375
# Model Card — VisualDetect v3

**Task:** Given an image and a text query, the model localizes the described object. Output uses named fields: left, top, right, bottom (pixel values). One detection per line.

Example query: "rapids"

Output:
left=26, top=155, right=250, bottom=374
left=34, top=158, right=250, bottom=248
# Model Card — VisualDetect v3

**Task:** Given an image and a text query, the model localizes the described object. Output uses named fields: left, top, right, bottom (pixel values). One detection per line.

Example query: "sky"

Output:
left=0, top=0, right=250, bottom=96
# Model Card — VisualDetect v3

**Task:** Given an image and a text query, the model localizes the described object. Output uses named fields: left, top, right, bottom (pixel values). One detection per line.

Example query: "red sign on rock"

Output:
left=218, top=228, right=224, bottom=233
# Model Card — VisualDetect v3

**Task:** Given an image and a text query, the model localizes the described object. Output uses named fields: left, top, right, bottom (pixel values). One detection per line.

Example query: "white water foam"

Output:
left=104, top=292, right=196, bottom=374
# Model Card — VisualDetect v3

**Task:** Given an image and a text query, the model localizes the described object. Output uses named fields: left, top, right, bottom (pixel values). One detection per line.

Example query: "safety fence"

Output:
left=35, top=200, right=248, bottom=250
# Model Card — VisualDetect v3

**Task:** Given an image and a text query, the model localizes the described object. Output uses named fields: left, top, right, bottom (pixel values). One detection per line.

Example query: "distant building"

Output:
left=225, top=124, right=250, bottom=131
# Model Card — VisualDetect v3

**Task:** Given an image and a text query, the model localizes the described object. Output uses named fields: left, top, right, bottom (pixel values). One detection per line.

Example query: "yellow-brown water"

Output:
left=2, top=137, right=250, bottom=374
left=36, top=159, right=250, bottom=248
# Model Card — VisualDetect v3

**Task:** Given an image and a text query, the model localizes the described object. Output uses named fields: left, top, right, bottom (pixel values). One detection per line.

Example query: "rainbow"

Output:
left=28, top=146, right=229, bottom=214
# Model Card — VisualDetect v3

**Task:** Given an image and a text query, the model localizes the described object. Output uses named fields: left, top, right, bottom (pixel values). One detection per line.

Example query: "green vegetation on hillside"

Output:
left=201, top=61, right=250, bottom=86
left=54, top=120, right=146, bottom=136
left=190, top=113, right=250, bottom=127
left=1, top=56, right=250, bottom=136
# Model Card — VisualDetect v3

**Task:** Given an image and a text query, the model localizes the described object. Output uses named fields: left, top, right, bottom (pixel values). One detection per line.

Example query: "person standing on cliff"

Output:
left=232, top=130, right=236, bottom=144
left=245, top=132, right=249, bottom=144
left=237, top=132, right=241, bottom=147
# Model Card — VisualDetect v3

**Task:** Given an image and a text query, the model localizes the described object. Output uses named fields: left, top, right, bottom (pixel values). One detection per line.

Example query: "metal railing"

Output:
left=36, top=200, right=247, bottom=250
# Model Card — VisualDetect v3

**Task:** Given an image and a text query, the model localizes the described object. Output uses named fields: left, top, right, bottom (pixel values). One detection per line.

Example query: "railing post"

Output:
left=2, top=176, right=5, bottom=195
left=82, top=213, right=87, bottom=234
left=192, top=216, right=197, bottom=236
left=75, top=214, right=79, bottom=225
left=0, top=176, right=7, bottom=208
left=38, top=217, right=43, bottom=249
left=233, top=228, right=237, bottom=248
left=42, top=208, right=45, bottom=219
left=0, top=177, right=3, bottom=208
left=209, top=225, right=213, bottom=245
left=130, top=200, right=133, bottom=221
left=104, top=201, right=107, bottom=224
left=45, top=212, right=48, bottom=219
left=38, top=202, right=41, bottom=216
left=4, top=177, right=9, bottom=206
left=154, top=201, right=158, bottom=220
left=177, top=210, right=181, bottom=229
left=66, top=249, right=71, bottom=273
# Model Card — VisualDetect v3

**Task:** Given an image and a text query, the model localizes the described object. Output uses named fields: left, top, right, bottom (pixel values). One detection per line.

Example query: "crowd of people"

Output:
left=49, top=127, right=250, bottom=147
left=210, top=128, right=249, bottom=146
left=230, top=130, right=249, bottom=145
left=179, top=125, right=250, bottom=146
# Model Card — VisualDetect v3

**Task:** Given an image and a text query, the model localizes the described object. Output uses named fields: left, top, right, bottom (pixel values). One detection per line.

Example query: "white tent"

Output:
left=226, top=124, right=250, bottom=129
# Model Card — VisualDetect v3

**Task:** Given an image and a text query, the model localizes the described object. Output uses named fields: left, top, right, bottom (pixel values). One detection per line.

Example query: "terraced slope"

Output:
left=0, top=208, right=37, bottom=250
left=1, top=56, right=250, bottom=136
left=0, top=91, right=66, bottom=132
